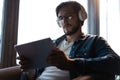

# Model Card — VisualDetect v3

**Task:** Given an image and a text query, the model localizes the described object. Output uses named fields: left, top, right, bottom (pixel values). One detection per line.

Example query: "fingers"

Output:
left=49, top=48, right=66, bottom=57
left=17, top=55, right=28, bottom=60
left=47, top=48, right=72, bottom=70
left=17, top=55, right=32, bottom=70
left=73, top=75, right=92, bottom=80
left=19, top=60, right=31, bottom=69
left=16, top=56, right=20, bottom=60
left=47, top=48, right=66, bottom=63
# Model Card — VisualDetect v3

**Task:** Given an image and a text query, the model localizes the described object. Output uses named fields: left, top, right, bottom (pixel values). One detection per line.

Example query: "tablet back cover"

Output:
left=15, top=38, right=54, bottom=68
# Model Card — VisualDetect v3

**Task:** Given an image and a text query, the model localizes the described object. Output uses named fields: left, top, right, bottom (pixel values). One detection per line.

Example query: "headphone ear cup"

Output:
left=78, top=9, right=87, bottom=21
left=78, top=11, right=84, bottom=21
left=57, top=20, right=61, bottom=27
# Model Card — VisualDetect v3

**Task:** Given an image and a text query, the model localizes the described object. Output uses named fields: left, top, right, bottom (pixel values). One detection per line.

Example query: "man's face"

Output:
left=57, top=5, right=80, bottom=35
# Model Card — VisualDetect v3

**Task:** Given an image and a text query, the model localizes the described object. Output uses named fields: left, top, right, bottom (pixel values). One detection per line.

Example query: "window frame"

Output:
left=0, top=0, right=19, bottom=68
left=87, top=0, right=100, bottom=35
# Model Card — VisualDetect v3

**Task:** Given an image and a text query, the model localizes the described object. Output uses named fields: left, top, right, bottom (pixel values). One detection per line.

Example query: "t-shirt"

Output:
left=36, top=39, right=74, bottom=80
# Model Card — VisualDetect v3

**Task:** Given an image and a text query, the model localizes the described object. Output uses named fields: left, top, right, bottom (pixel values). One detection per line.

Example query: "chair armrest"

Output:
left=0, top=66, right=21, bottom=80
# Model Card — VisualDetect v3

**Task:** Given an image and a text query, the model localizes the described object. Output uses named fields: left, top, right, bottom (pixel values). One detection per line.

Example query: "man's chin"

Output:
left=65, top=32, right=74, bottom=35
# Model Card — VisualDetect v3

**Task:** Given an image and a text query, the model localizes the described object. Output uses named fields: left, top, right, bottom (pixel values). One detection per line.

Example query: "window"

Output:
left=100, top=0, right=120, bottom=55
left=17, top=0, right=88, bottom=64
left=0, top=0, right=4, bottom=63
left=17, top=0, right=88, bottom=44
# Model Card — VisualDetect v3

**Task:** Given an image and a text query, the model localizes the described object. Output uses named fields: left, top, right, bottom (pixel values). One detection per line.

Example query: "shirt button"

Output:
left=84, top=53, right=87, bottom=55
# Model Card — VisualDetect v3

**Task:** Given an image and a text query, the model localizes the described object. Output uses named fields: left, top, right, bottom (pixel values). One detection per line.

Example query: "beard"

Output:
left=64, top=25, right=80, bottom=35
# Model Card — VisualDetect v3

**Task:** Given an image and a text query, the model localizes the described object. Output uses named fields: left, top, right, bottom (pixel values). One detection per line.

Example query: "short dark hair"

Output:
left=56, top=1, right=82, bottom=16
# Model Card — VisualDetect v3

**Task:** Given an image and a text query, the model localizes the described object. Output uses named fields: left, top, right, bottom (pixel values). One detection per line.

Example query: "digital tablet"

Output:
left=14, top=38, right=55, bottom=68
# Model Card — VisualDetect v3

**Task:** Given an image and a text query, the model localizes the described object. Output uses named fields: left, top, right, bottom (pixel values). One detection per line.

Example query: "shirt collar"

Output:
left=75, top=34, right=86, bottom=42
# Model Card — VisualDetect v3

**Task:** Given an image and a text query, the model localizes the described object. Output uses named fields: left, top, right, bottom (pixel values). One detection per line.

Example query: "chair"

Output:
left=0, top=66, right=21, bottom=80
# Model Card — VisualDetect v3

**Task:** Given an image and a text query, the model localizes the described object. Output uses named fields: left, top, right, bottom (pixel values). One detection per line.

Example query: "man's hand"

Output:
left=17, top=55, right=36, bottom=80
left=17, top=55, right=32, bottom=71
left=72, top=75, right=92, bottom=80
left=47, top=47, right=75, bottom=70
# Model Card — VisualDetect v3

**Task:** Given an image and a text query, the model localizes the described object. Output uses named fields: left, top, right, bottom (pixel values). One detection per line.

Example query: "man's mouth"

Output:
left=63, top=24, right=71, bottom=28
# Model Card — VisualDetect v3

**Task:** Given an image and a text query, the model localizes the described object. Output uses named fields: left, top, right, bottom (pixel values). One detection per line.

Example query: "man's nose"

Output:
left=62, top=17, right=69, bottom=24
left=59, top=18, right=68, bottom=27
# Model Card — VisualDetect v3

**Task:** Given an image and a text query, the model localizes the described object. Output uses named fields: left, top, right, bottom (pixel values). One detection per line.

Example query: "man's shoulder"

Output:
left=86, top=34, right=97, bottom=38
left=85, top=34, right=108, bottom=44
left=85, top=34, right=105, bottom=40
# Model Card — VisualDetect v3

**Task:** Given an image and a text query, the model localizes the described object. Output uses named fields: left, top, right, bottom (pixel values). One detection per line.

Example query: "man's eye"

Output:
left=67, top=16, right=72, bottom=20
left=57, top=15, right=73, bottom=21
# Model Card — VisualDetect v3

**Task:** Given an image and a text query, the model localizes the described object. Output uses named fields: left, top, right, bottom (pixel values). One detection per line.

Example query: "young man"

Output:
left=19, top=1, right=120, bottom=80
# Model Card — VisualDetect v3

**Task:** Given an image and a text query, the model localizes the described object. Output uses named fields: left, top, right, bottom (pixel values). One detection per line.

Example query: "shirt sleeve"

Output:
left=72, top=36, right=120, bottom=75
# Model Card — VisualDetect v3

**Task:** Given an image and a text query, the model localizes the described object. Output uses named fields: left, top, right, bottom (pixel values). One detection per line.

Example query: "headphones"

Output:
left=78, top=9, right=87, bottom=21
left=57, top=7, right=87, bottom=27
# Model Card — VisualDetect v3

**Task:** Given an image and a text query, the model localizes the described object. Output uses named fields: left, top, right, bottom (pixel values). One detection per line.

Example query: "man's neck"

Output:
left=66, top=30, right=84, bottom=42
